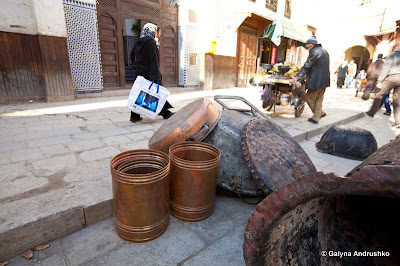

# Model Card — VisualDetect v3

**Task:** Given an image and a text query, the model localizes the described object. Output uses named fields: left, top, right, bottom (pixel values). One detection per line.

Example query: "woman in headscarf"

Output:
left=129, top=23, right=174, bottom=122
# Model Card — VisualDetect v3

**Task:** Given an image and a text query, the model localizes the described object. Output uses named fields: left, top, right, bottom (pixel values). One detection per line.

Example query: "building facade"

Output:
left=177, top=0, right=313, bottom=89
left=0, top=0, right=178, bottom=103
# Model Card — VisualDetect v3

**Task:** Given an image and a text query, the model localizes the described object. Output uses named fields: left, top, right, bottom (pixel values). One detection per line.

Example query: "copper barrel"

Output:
left=110, top=149, right=170, bottom=242
left=169, top=142, right=221, bottom=221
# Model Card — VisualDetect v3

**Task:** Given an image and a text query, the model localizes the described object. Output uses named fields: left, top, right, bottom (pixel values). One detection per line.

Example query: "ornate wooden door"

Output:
left=237, top=25, right=258, bottom=87
left=161, top=26, right=177, bottom=86
left=97, top=12, right=121, bottom=88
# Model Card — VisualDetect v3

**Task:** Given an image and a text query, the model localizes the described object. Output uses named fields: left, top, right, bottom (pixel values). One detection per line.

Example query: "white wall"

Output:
left=33, top=0, right=67, bottom=37
left=0, top=0, right=68, bottom=37
left=0, top=0, right=38, bottom=35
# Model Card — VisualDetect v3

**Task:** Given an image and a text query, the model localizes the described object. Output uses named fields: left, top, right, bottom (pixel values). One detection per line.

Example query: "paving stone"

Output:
left=0, top=162, right=33, bottom=181
left=0, top=127, right=27, bottom=137
left=118, top=140, right=149, bottom=151
left=39, top=144, right=69, bottom=157
left=71, top=132, right=100, bottom=140
left=139, top=129, right=155, bottom=139
left=96, top=127, right=131, bottom=138
left=27, top=125, right=53, bottom=134
left=67, top=139, right=104, bottom=152
left=10, top=148, right=43, bottom=163
left=102, top=135, right=132, bottom=146
left=64, top=159, right=110, bottom=184
left=27, top=135, right=73, bottom=148
left=147, top=221, right=206, bottom=265
left=53, top=126, right=82, bottom=136
left=0, top=152, right=10, bottom=165
left=89, top=240, right=163, bottom=266
left=182, top=227, right=245, bottom=266
left=0, top=142, right=27, bottom=153
left=125, top=132, right=146, bottom=142
left=181, top=204, right=239, bottom=243
left=125, top=124, right=154, bottom=133
left=31, top=154, right=77, bottom=177
left=79, top=146, right=121, bottom=162
left=60, top=219, right=123, bottom=266
left=214, top=196, right=257, bottom=225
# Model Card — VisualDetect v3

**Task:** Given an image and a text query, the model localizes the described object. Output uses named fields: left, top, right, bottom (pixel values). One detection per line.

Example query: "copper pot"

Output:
left=149, top=98, right=221, bottom=154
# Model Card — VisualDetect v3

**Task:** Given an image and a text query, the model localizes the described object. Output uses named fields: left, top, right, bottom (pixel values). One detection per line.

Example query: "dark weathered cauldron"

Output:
left=316, top=125, right=378, bottom=160
left=243, top=135, right=400, bottom=265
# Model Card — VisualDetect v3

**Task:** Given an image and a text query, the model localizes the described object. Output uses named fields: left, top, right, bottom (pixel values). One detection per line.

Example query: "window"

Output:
left=360, top=0, right=371, bottom=6
left=188, top=10, right=197, bottom=23
left=265, top=0, right=277, bottom=12
left=189, top=53, right=197, bottom=66
left=284, top=0, right=291, bottom=19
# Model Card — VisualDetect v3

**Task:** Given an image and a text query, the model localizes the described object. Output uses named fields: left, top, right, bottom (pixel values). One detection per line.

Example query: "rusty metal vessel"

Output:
left=241, top=118, right=317, bottom=194
left=110, top=149, right=170, bottom=242
left=243, top=135, right=400, bottom=265
left=202, top=110, right=262, bottom=196
left=149, top=98, right=221, bottom=154
left=169, top=142, right=220, bottom=221
left=316, top=125, right=378, bottom=160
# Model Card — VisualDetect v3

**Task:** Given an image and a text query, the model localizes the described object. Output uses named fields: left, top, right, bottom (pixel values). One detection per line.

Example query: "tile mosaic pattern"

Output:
left=63, top=0, right=103, bottom=91
left=178, top=24, right=200, bottom=87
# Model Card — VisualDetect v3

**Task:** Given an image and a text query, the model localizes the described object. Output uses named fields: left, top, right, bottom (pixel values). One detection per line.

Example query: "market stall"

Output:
left=259, top=64, right=306, bottom=117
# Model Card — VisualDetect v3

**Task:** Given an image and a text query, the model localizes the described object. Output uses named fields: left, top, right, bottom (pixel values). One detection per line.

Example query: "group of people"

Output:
left=292, top=36, right=399, bottom=128
left=334, top=59, right=358, bottom=89
left=131, top=23, right=399, bottom=128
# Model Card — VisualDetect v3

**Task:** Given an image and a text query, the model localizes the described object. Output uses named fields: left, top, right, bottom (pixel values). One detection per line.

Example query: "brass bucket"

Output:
left=169, top=142, right=221, bottom=221
left=110, top=149, right=170, bottom=242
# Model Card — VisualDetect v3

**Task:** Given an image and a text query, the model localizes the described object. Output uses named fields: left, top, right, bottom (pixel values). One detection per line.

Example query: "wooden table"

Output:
left=261, top=75, right=306, bottom=117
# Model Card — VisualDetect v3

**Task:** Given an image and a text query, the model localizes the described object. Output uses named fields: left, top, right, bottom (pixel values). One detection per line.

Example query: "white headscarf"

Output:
left=140, top=23, right=157, bottom=39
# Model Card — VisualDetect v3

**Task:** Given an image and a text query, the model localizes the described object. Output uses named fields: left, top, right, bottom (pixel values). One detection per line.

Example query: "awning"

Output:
left=260, top=18, right=312, bottom=46
left=235, top=11, right=275, bottom=31
left=364, top=26, right=398, bottom=46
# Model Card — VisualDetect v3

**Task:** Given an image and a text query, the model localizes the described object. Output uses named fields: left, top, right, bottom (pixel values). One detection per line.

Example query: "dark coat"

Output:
left=366, top=59, right=384, bottom=80
left=130, top=37, right=161, bottom=82
left=295, top=45, right=330, bottom=90
left=129, top=36, right=172, bottom=118
left=335, top=64, right=348, bottom=86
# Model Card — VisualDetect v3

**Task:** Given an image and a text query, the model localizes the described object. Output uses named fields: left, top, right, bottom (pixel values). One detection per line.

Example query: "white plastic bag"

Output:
left=127, top=76, right=170, bottom=119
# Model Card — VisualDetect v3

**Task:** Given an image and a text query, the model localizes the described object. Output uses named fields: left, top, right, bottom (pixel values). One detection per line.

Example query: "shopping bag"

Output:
left=127, top=76, right=170, bottom=119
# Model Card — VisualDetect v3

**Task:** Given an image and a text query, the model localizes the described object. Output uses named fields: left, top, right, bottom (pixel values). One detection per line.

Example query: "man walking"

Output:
left=362, top=53, right=384, bottom=100
left=292, top=36, right=330, bottom=124
left=366, top=42, right=400, bottom=128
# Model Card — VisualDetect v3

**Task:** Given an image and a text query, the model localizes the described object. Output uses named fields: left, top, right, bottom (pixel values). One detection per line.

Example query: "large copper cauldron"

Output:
left=110, top=150, right=170, bottom=242
left=149, top=98, right=220, bottom=154
left=243, top=135, right=400, bottom=265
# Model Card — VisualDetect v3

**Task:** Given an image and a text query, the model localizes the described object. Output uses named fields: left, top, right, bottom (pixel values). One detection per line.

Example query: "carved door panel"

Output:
left=161, top=26, right=177, bottom=86
left=98, top=12, right=121, bottom=88
left=237, top=26, right=258, bottom=87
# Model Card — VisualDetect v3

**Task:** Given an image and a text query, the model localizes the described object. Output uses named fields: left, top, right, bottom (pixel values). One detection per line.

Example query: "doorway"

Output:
left=237, top=25, right=258, bottom=86
left=123, top=18, right=141, bottom=84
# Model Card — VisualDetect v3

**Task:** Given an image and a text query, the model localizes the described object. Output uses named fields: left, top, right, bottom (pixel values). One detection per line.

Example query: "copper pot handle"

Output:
left=186, top=122, right=210, bottom=141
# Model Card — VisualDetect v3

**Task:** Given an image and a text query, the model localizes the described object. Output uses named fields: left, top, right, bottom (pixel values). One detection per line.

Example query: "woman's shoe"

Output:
left=383, top=112, right=391, bottom=116
left=130, top=117, right=143, bottom=122
left=162, top=112, right=174, bottom=119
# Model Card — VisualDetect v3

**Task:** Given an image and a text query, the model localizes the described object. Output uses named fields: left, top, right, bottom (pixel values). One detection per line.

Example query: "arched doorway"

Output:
left=96, top=0, right=178, bottom=89
left=344, top=45, right=370, bottom=73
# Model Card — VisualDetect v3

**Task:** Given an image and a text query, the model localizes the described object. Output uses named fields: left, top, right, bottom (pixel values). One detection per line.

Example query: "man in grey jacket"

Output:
left=366, top=42, right=400, bottom=128
left=292, top=36, right=330, bottom=124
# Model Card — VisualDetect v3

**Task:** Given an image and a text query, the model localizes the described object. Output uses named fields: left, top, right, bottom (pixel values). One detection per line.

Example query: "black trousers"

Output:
left=130, top=100, right=173, bottom=120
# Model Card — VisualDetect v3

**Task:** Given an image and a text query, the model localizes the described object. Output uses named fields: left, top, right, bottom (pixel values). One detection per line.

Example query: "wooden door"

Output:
left=98, top=12, right=120, bottom=88
left=237, top=26, right=258, bottom=86
left=161, top=26, right=177, bottom=86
